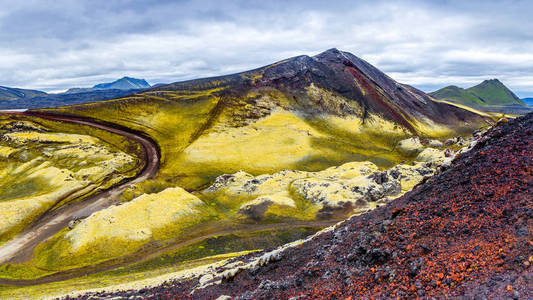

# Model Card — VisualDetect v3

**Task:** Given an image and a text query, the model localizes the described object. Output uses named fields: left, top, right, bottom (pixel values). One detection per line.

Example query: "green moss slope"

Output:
left=430, top=79, right=526, bottom=107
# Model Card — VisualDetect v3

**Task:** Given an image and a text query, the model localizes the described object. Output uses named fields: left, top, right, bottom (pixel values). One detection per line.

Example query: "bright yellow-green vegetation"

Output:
left=47, top=90, right=221, bottom=190
left=34, top=187, right=217, bottom=269
left=201, top=159, right=438, bottom=222
left=0, top=227, right=317, bottom=299
left=0, top=114, right=142, bottom=245
left=0, top=74, right=486, bottom=287
left=0, top=252, right=242, bottom=299
left=183, top=110, right=323, bottom=172
left=45, top=81, right=474, bottom=194
left=431, top=97, right=515, bottom=120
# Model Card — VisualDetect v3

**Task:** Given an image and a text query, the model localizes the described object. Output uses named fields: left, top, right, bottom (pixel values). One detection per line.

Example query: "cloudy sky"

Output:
left=0, top=0, right=532, bottom=97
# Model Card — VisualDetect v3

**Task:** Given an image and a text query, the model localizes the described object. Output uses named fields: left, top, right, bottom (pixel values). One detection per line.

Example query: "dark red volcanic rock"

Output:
left=71, top=113, right=532, bottom=299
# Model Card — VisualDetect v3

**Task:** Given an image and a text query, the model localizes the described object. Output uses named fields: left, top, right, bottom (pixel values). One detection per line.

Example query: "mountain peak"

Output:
left=313, top=48, right=349, bottom=63
left=319, top=48, right=342, bottom=55
left=479, top=78, right=503, bottom=86
left=93, top=77, right=151, bottom=90
left=430, top=78, right=526, bottom=107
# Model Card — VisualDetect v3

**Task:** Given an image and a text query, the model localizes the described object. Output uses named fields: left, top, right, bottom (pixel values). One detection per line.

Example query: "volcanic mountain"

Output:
left=47, top=48, right=490, bottom=190
left=151, top=48, right=486, bottom=133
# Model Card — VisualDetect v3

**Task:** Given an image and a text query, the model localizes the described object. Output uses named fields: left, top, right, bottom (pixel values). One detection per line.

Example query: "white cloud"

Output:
left=0, top=0, right=531, bottom=97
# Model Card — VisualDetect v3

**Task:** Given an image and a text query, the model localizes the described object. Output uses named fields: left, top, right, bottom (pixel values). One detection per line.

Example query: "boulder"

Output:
left=397, top=137, right=424, bottom=156
left=444, top=138, right=457, bottom=146
left=238, top=194, right=296, bottom=220
left=444, top=148, right=455, bottom=157
left=388, top=163, right=435, bottom=192
left=416, top=148, right=445, bottom=165
left=426, top=139, right=443, bottom=148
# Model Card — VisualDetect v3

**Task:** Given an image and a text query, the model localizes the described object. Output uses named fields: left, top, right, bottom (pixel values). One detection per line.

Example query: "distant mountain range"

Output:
left=0, top=77, right=151, bottom=110
left=429, top=79, right=530, bottom=114
left=65, top=77, right=151, bottom=94
left=0, top=86, right=47, bottom=101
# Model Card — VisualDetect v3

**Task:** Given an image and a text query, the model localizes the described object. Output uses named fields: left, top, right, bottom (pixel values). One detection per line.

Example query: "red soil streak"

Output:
left=345, top=66, right=417, bottom=133
left=72, top=114, right=532, bottom=299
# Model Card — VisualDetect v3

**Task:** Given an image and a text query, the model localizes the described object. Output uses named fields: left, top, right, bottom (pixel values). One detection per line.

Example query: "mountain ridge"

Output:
left=429, top=78, right=526, bottom=107
left=66, top=76, right=150, bottom=93
left=0, top=86, right=48, bottom=101
left=148, top=48, right=487, bottom=134
left=0, top=77, right=151, bottom=109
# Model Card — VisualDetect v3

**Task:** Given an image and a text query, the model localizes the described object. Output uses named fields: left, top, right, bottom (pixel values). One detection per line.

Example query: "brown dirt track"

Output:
left=0, top=112, right=160, bottom=266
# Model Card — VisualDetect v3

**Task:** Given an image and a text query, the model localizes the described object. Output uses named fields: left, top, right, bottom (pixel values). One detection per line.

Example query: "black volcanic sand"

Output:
left=69, top=114, right=532, bottom=299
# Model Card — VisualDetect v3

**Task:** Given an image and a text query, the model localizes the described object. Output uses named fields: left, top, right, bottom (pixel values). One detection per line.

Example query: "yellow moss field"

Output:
left=0, top=117, right=141, bottom=245
left=0, top=146, right=16, bottom=158
left=182, top=110, right=324, bottom=172
left=33, top=187, right=217, bottom=269
left=0, top=251, right=253, bottom=300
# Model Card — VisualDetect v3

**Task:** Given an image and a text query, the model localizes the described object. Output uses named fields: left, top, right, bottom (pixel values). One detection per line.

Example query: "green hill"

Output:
left=429, top=79, right=526, bottom=107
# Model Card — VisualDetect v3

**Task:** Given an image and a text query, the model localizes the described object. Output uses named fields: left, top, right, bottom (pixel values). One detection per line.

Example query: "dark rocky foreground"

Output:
left=70, top=114, right=532, bottom=299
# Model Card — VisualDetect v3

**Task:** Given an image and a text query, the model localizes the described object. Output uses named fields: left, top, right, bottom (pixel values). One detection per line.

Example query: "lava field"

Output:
left=71, top=113, right=532, bottom=299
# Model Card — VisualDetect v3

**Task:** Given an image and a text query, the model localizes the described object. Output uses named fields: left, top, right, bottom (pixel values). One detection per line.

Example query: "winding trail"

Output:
left=0, top=112, right=336, bottom=287
left=0, top=220, right=337, bottom=286
left=0, top=111, right=160, bottom=265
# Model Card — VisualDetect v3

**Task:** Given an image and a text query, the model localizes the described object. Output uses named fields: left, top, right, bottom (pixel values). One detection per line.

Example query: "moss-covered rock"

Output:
left=66, top=187, right=211, bottom=251
left=416, top=148, right=445, bottom=165
left=397, top=137, right=424, bottom=156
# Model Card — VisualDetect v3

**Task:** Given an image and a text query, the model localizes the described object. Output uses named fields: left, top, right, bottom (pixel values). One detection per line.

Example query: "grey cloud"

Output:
left=0, top=0, right=531, bottom=97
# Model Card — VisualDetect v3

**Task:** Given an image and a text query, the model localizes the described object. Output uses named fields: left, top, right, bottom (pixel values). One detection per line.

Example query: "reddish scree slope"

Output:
left=73, top=114, right=532, bottom=299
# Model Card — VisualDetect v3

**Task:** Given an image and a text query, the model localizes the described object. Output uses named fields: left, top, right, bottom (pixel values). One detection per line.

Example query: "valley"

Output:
left=0, top=49, right=514, bottom=299
left=0, top=111, right=158, bottom=266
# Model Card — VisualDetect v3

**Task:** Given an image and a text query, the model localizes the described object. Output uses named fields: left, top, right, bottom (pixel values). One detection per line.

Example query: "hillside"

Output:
left=83, top=112, right=532, bottom=299
left=0, top=49, right=493, bottom=293
left=430, top=79, right=527, bottom=107
left=523, top=97, right=533, bottom=106
left=0, top=86, right=47, bottom=101
left=46, top=48, right=489, bottom=191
